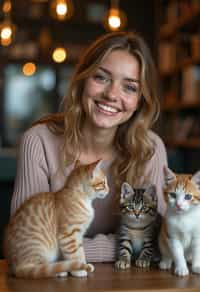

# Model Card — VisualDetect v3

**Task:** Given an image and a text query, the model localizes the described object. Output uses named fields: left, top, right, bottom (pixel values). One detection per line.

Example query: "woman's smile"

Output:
left=95, top=101, right=121, bottom=115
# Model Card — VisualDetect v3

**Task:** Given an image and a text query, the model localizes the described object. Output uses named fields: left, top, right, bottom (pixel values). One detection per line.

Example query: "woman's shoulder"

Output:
left=148, top=130, right=165, bottom=149
left=148, top=130, right=167, bottom=161
left=21, top=123, right=63, bottom=150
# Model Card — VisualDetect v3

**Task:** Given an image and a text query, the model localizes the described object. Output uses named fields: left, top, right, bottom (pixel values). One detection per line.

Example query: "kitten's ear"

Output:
left=164, top=166, right=176, bottom=187
left=91, top=159, right=104, bottom=176
left=191, top=171, right=200, bottom=191
left=145, top=185, right=157, bottom=203
left=120, top=182, right=134, bottom=204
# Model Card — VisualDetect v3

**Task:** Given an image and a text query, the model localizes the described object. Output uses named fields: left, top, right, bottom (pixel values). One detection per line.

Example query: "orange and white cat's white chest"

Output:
left=167, top=210, right=200, bottom=238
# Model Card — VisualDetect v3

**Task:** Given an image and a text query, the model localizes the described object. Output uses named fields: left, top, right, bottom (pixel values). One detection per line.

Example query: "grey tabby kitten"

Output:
left=115, top=182, right=160, bottom=269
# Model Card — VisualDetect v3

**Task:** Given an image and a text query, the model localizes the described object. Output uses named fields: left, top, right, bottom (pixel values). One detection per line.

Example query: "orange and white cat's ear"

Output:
left=120, top=182, right=134, bottom=204
left=191, top=171, right=200, bottom=190
left=163, top=166, right=176, bottom=187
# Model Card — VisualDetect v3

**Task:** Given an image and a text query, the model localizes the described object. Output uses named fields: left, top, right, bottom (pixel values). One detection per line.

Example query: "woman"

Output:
left=11, top=31, right=168, bottom=262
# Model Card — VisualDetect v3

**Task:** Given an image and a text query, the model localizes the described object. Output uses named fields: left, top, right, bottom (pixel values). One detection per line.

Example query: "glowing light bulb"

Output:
left=108, top=14, right=121, bottom=29
left=50, top=0, right=73, bottom=21
left=56, top=3, right=67, bottom=16
left=1, top=26, right=12, bottom=39
left=22, top=62, right=37, bottom=76
left=52, top=47, right=67, bottom=63
left=104, top=6, right=127, bottom=32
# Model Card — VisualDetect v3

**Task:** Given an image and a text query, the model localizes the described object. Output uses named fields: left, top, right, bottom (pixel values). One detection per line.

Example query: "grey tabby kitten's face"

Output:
left=120, top=182, right=157, bottom=222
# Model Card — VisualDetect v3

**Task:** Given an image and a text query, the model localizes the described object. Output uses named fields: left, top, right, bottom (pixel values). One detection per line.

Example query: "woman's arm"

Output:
left=10, top=129, right=50, bottom=216
left=146, top=132, right=168, bottom=215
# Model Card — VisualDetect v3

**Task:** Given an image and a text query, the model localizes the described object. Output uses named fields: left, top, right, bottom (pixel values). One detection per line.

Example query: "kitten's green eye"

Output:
left=126, top=205, right=131, bottom=211
left=169, top=192, right=176, bottom=198
left=185, top=194, right=192, bottom=200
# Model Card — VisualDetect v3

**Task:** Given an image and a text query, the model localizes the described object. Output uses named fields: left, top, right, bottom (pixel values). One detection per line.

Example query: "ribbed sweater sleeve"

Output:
left=84, top=234, right=116, bottom=262
left=10, top=130, right=50, bottom=216
left=147, top=132, right=168, bottom=215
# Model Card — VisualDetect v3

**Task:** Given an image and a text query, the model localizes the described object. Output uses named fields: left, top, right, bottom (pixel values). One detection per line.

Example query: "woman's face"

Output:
left=82, top=49, right=141, bottom=131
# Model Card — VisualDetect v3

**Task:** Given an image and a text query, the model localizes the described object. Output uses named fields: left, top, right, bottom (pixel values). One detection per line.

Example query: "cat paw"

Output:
left=159, top=260, right=172, bottom=270
left=174, top=265, right=189, bottom=276
left=70, top=270, right=88, bottom=277
left=86, top=263, right=95, bottom=272
left=135, top=259, right=150, bottom=268
left=192, top=266, right=200, bottom=274
left=115, top=260, right=131, bottom=270
left=55, top=271, right=68, bottom=277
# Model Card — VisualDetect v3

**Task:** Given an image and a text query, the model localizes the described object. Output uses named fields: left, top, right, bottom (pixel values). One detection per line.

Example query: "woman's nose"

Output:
left=104, top=82, right=119, bottom=101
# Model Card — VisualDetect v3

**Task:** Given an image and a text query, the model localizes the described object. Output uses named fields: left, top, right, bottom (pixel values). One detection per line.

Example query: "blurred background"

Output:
left=0, top=0, right=199, bottom=257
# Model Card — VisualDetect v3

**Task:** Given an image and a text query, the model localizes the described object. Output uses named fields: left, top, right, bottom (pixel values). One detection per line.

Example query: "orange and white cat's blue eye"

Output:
left=184, top=193, right=192, bottom=200
left=169, top=192, right=176, bottom=198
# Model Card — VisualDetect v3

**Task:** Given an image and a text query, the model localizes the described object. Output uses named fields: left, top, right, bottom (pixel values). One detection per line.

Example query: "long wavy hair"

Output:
left=35, top=31, right=160, bottom=190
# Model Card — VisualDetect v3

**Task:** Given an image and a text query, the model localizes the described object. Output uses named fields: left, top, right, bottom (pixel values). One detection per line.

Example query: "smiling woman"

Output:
left=82, top=50, right=140, bottom=132
left=10, top=31, right=168, bottom=264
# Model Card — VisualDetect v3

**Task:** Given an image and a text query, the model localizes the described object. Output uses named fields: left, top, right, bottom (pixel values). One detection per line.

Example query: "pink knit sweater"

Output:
left=11, top=124, right=168, bottom=262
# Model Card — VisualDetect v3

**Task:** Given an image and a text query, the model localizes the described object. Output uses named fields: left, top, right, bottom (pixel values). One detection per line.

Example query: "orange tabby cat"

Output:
left=4, top=160, right=109, bottom=279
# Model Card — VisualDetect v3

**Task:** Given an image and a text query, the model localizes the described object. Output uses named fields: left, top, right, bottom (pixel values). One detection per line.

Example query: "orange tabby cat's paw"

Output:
left=55, top=272, right=68, bottom=277
left=86, top=263, right=95, bottom=272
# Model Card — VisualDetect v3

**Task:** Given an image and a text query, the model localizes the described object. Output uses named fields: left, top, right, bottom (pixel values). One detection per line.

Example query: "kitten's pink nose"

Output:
left=176, top=203, right=182, bottom=209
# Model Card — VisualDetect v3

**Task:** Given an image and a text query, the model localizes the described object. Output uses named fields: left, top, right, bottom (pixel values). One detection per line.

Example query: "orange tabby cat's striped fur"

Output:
left=4, top=160, right=109, bottom=279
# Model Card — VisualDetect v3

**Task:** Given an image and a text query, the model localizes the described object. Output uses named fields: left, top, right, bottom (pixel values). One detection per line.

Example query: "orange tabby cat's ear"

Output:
left=191, top=171, right=200, bottom=190
left=92, top=159, right=103, bottom=169
left=164, top=166, right=176, bottom=187
left=90, top=159, right=104, bottom=176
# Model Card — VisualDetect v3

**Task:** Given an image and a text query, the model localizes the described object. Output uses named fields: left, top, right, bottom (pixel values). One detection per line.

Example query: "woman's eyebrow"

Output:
left=98, top=66, right=140, bottom=83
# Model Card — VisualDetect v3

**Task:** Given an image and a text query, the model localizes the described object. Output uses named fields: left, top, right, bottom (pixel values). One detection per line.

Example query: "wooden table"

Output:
left=1, top=260, right=200, bottom=292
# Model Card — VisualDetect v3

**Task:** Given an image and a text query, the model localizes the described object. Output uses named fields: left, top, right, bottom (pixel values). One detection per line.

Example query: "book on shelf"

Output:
left=191, top=34, right=200, bottom=59
left=158, top=42, right=176, bottom=74
left=182, top=65, right=200, bottom=103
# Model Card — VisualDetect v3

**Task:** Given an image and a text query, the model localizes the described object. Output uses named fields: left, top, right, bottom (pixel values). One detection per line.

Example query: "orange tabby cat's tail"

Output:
left=13, top=260, right=94, bottom=279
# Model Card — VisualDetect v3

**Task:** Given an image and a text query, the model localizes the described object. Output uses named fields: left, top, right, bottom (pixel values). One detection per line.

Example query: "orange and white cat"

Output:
left=159, top=167, right=200, bottom=276
left=4, top=160, right=109, bottom=279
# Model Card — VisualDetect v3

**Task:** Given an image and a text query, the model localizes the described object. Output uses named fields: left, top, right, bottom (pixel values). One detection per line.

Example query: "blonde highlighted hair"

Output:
left=34, top=31, right=160, bottom=190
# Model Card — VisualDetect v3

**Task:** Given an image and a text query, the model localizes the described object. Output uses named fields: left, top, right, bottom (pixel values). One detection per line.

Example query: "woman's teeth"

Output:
left=96, top=102, right=118, bottom=113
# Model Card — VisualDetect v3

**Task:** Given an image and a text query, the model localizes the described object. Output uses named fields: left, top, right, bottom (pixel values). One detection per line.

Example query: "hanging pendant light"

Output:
left=104, top=0, right=127, bottom=31
left=52, top=47, right=67, bottom=63
left=0, top=0, right=16, bottom=46
left=50, top=0, right=74, bottom=21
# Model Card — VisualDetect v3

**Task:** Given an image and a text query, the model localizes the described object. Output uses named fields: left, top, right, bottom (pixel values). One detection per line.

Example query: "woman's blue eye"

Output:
left=124, top=84, right=137, bottom=93
left=185, top=194, right=192, bottom=200
left=93, top=74, right=107, bottom=82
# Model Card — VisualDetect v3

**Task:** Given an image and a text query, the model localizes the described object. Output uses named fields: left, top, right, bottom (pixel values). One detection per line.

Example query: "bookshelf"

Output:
left=157, top=0, right=200, bottom=153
